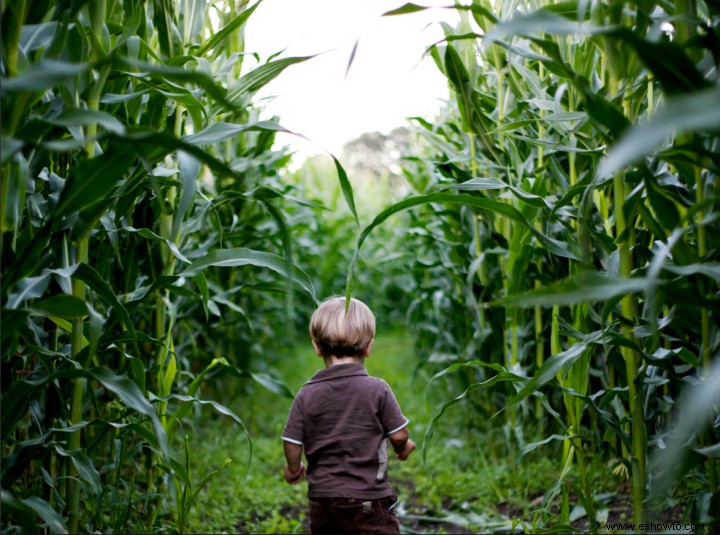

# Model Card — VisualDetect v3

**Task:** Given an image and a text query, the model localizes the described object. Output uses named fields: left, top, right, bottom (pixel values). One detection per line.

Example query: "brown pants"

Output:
left=308, top=495, right=400, bottom=534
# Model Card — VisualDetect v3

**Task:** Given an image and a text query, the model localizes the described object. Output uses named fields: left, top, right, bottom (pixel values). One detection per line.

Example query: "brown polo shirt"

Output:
left=281, top=363, right=409, bottom=499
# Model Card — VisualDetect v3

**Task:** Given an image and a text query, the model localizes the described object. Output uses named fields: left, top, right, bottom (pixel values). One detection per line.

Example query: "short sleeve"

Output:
left=379, top=382, right=409, bottom=436
left=281, top=391, right=304, bottom=445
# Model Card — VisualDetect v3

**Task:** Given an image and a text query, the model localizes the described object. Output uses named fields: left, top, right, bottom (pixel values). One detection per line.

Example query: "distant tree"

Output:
left=340, top=127, right=413, bottom=195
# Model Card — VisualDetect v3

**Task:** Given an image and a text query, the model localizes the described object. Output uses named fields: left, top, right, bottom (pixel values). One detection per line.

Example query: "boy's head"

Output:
left=310, top=296, right=375, bottom=357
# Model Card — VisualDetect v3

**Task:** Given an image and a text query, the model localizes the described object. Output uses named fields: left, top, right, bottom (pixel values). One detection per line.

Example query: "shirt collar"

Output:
left=306, top=363, right=368, bottom=384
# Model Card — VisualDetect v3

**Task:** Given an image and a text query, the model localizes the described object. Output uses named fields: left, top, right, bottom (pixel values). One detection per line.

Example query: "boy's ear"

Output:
left=363, top=338, right=374, bottom=358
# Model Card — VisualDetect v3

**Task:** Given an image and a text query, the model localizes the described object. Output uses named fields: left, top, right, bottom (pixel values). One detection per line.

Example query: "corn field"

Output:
left=2, top=0, right=719, bottom=533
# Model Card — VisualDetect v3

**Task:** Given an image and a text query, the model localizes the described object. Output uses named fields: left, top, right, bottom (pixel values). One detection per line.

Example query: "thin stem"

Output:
left=67, top=239, right=89, bottom=535
left=614, top=170, right=646, bottom=524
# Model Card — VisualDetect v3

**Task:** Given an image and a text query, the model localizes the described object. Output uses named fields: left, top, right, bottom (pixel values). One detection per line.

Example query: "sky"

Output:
left=243, top=0, right=460, bottom=160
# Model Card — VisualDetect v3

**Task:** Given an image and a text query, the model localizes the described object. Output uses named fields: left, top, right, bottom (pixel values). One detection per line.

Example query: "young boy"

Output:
left=281, top=296, right=415, bottom=534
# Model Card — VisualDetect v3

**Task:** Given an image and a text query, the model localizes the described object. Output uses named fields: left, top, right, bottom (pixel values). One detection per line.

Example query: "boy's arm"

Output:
left=388, top=427, right=416, bottom=461
left=283, top=440, right=306, bottom=484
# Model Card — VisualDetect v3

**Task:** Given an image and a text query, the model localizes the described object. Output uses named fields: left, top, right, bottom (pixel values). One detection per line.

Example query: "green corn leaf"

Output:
left=179, top=247, right=317, bottom=303
left=182, top=121, right=290, bottom=145
left=0, top=60, right=90, bottom=92
left=53, top=143, right=135, bottom=219
left=508, top=334, right=602, bottom=407
left=423, top=372, right=527, bottom=464
left=1, top=151, right=28, bottom=232
left=114, top=226, right=190, bottom=264
left=383, top=3, right=430, bottom=16
left=663, top=263, right=720, bottom=282
left=0, top=309, right=30, bottom=346
left=173, top=151, right=199, bottom=242
left=521, top=434, right=576, bottom=459
left=608, top=28, right=710, bottom=96
left=695, top=444, right=720, bottom=458
left=346, top=192, right=575, bottom=302
left=85, top=302, right=104, bottom=367
left=491, top=271, right=649, bottom=308
left=71, top=263, right=140, bottom=352
left=579, top=83, right=631, bottom=140
left=168, top=358, right=230, bottom=429
left=116, top=56, right=238, bottom=113
left=20, top=495, right=68, bottom=534
left=42, top=107, right=126, bottom=135
left=161, top=393, right=252, bottom=474
left=260, top=199, right=295, bottom=327
left=194, top=1, right=261, bottom=57
left=54, top=447, right=102, bottom=497
left=158, top=456, right=191, bottom=487
left=427, top=359, right=507, bottom=387
left=1, top=490, right=67, bottom=534
left=332, top=156, right=360, bottom=226
left=29, top=295, right=88, bottom=319
left=0, top=137, right=23, bottom=165
left=20, top=21, right=58, bottom=52
left=87, top=367, right=168, bottom=458
left=650, top=359, right=720, bottom=500
left=161, top=353, right=177, bottom=398
left=644, top=178, right=680, bottom=232
left=194, top=273, right=210, bottom=320
left=248, top=372, right=295, bottom=399
left=442, top=178, right=552, bottom=209
left=125, top=275, right=182, bottom=306
left=110, top=131, right=241, bottom=182
left=192, top=458, right=232, bottom=500
left=598, top=88, right=720, bottom=178
left=6, top=272, right=52, bottom=309
left=482, top=9, right=592, bottom=48
left=228, top=55, right=315, bottom=102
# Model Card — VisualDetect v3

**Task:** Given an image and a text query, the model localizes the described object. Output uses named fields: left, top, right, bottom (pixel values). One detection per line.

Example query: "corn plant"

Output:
left=345, top=0, right=720, bottom=530
left=1, top=0, right=328, bottom=532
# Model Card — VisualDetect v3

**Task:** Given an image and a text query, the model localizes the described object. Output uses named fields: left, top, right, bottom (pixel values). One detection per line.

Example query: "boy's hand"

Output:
left=396, top=439, right=416, bottom=461
left=284, top=463, right=306, bottom=484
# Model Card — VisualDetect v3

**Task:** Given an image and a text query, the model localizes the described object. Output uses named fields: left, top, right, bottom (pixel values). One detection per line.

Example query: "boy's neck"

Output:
left=323, top=355, right=366, bottom=368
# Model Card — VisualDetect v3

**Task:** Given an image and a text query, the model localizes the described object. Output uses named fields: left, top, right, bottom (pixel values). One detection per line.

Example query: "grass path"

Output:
left=186, top=329, right=561, bottom=534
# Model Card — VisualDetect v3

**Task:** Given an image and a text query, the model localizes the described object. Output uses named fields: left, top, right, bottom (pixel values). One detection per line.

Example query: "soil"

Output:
left=262, top=481, right=697, bottom=534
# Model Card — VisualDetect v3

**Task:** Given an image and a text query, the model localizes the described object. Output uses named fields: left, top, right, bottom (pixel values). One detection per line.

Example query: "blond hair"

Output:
left=309, top=296, right=375, bottom=357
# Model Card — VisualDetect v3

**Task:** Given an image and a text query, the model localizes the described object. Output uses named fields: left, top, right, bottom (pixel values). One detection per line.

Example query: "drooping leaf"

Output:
left=228, top=55, right=315, bottom=102
left=0, top=490, right=67, bottom=534
left=346, top=192, right=575, bottom=303
left=423, top=372, right=527, bottom=463
left=598, top=88, right=720, bottom=178
left=87, top=367, right=168, bottom=458
left=482, top=9, right=593, bottom=48
left=491, top=271, right=648, bottom=308
left=54, top=447, right=102, bottom=497
left=71, top=263, right=140, bottom=353
left=179, top=247, right=317, bottom=303
left=332, top=156, right=359, bottom=226
left=182, top=121, right=290, bottom=145
left=1, top=60, right=90, bottom=92
left=173, top=151, right=199, bottom=242
left=42, top=107, right=126, bottom=135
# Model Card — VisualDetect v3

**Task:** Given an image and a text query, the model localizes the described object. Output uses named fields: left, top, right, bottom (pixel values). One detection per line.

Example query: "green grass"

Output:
left=186, top=328, right=618, bottom=534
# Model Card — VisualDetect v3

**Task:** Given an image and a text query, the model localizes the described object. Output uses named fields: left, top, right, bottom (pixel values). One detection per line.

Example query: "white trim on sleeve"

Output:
left=281, top=435, right=303, bottom=445
left=386, top=418, right=409, bottom=436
